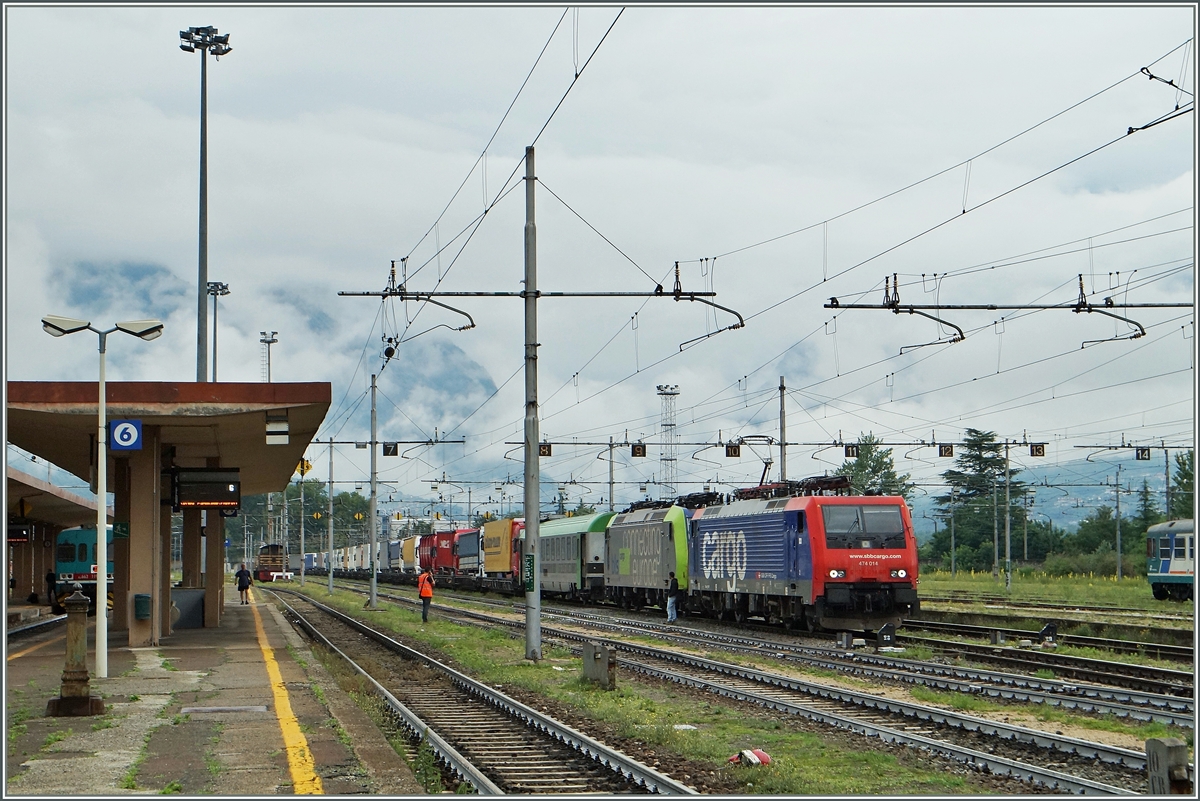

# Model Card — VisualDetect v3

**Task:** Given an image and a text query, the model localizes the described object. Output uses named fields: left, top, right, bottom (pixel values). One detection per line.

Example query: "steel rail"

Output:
left=322, top=581, right=1157, bottom=793
left=903, top=635, right=1194, bottom=696
left=274, top=589, right=697, bottom=795
left=537, top=610, right=1193, bottom=728
left=271, top=590, right=504, bottom=794
left=904, top=618, right=1194, bottom=657
left=5, top=614, right=66, bottom=640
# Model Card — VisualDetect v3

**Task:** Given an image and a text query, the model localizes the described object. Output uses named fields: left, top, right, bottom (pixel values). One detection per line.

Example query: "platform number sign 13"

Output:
left=109, top=420, right=143, bottom=451
left=1030, top=443, right=1046, bottom=457
left=1135, top=447, right=1151, bottom=460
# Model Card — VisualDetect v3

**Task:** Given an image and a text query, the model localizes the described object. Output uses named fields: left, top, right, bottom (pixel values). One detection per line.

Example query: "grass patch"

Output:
left=128, top=694, right=141, bottom=702
left=42, top=728, right=72, bottom=749
left=909, top=686, right=1005, bottom=714
left=1034, top=668, right=1056, bottom=680
left=160, top=659, right=178, bottom=672
left=286, top=644, right=308, bottom=670
left=8, top=723, right=28, bottom=754
left=292, top=582, right=983, bottom=794
left=171, top=714, right=189, bottom=725
left=159, top=780, right=184, bottom=794
left=311, top=683, right=327, bottom=705
left=325, top=718, right=352, bottom=747
left=91, top=717, right=116, bottom=731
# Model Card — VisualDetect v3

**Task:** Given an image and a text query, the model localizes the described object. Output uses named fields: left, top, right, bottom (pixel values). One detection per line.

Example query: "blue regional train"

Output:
left=52, top=525, right=114, bottom=613
left=1146, top=519, right=1194, bottom=601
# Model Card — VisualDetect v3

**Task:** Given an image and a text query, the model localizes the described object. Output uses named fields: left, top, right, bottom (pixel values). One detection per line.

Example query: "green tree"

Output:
left=1132, top=478, right=1164, bottom=540
left=837, top=434, right=915, bottom=499
left=925, top=429, right=1027, bottom=572
left=1169, top=449, right=1194, bottom=520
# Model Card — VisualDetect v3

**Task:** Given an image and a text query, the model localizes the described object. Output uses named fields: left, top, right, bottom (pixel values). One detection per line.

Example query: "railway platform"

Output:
left=4, top=586, right=423, bottom=796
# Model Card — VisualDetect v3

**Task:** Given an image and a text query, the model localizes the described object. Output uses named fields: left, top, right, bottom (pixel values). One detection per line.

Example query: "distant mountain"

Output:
left=908, top=454, right=1178, bottom=542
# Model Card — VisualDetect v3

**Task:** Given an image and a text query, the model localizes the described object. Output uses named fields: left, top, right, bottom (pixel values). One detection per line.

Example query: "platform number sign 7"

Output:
left=1135, top=447, right=1151, bottom=460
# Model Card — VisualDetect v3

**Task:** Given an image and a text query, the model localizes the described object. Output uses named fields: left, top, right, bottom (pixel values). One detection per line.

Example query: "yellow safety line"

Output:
left=6, top=633, right=66, bottom=661
left=248, top=589, right=324, bottom=794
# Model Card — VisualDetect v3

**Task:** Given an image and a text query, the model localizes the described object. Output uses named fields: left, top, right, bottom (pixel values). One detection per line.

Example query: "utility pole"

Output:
left=1004, top=440, right=1012, bottom=593
left=950, top=489, right=957, bottom=577
left=992, top=479, right=999, bottom=580
left=328, top=439, right=334, bottom=596
left=1115, top=463, right=1122, bottom=581
left=779, top=376, right=787, bottom=481
left=608, top=436, right=615, bottom=512
left=369, top=373, right=378, bottom=609
left=523, top=146, right=541, bottom=661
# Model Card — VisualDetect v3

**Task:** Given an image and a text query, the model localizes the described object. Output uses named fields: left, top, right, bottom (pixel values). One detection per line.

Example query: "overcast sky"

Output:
left=4, top=4, right=1196, bottom=521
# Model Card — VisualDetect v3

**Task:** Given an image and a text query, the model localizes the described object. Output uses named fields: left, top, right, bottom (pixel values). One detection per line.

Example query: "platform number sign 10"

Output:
left=109, top=420, right=143, bottom=451
left=1135, top=447, right=1151, bottom=461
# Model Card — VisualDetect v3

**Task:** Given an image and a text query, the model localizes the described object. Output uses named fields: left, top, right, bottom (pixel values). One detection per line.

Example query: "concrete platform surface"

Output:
left=4, top=587, right=424, bottom=796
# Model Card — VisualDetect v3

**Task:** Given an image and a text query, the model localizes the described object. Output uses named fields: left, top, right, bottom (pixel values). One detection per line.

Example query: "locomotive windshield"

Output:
left=822, top=504, right=906, bottom=549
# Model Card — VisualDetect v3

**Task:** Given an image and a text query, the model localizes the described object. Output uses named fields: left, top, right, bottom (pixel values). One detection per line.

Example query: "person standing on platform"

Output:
left=418, top=567, right=435, bottom=623
left=45, top=570, right=58, bottom=609
left=235, top=563, right=254, bottom=605
left=666, top=571, right=679, bottom=622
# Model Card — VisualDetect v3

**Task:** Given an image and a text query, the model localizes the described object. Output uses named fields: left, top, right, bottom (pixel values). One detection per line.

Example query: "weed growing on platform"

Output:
left=91, top=717, right=116, bottom=732
left=120, top=732, right=152, bottom=790
left=286, top=644, right=307, bottom=670
left=170, top=714, right=189, bottom=725
left=159, top=780, right=183, bottom=794
left=311, top=683, right=327, bottom=705
left=41, top=728, right=71, bottom=749
left=128, top=694, right=140, bottom=702
left=8, top=723, right=27, bottom=755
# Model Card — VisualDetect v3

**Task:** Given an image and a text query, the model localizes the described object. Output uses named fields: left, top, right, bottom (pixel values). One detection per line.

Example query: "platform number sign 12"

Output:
left=938, top=444, right=954, bottom=458
left=109, top=420, right=143, bottom=451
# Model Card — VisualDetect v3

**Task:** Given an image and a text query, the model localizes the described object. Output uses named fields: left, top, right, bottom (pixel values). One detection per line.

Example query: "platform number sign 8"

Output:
left=109, top=420, right=143, bottom=451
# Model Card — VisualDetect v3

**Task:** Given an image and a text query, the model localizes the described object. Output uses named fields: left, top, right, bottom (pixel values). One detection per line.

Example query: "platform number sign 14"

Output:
left=109, top=420, right=143, bottom=451
left=1136, top=447, right=1151, bottom=461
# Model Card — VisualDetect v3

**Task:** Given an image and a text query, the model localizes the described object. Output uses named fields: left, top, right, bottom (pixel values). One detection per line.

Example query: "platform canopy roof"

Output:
left=7, top=465, right=112, bottom=528
left=7, top=382, right=331, bottom=498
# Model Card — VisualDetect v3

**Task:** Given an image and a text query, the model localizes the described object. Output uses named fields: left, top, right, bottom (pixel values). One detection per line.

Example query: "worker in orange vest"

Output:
left=418, top=567, right=435, bottom=623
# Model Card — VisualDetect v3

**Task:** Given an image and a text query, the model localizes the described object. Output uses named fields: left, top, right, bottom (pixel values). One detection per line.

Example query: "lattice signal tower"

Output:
left=657, top=384, right=679, bottom=500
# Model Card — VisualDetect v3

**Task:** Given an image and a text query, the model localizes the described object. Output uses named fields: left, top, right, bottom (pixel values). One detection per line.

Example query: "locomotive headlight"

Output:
left=828, top=569, right=845, bottom=579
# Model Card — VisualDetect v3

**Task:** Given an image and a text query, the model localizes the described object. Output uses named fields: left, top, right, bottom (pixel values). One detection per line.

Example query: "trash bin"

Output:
left=133, top=593, right=152, bottom=620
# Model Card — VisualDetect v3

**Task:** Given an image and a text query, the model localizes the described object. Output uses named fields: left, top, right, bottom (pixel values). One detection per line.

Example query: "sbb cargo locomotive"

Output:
left=309, top=476, right=920, bottom=631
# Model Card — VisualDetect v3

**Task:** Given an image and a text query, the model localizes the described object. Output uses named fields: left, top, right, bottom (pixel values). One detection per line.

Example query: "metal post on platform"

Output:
left=41, top=315, right=163, bottom=679
left=328, top=438, right=335, bottom=596
left=46, top=584, right=105, bottom=716
left=369, top=373, right=378, bottom=609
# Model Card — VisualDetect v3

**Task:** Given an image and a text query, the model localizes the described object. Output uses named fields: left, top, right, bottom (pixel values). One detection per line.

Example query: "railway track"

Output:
left=270, top=589, right=696, bottom=795
left=903, top=618, right=1194, bottom=659
left=316, top=581, right=1156, bottom=794
left=920, top=594, right=1192, bottom=619
left=541, top=609, right=1194, bottom=728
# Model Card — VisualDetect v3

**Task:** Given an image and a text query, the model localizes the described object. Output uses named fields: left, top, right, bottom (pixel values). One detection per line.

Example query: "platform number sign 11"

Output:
left=844, top=444, right=859, bottom=458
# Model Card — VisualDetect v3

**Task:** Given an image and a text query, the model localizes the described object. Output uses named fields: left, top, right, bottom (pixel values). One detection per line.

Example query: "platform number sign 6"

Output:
left=109, top=420, right=143, bottom=451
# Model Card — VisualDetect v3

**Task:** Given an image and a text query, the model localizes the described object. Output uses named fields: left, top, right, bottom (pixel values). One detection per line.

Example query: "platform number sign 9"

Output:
left=109, top=420, right=143, bottom=451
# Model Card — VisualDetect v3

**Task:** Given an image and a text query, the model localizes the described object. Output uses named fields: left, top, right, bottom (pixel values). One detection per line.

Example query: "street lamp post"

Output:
left=180, top=26, right=231, bottom=383
left=42, top=315, right=164, bottom=679
left=206, top=282, right=229, bottom=381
